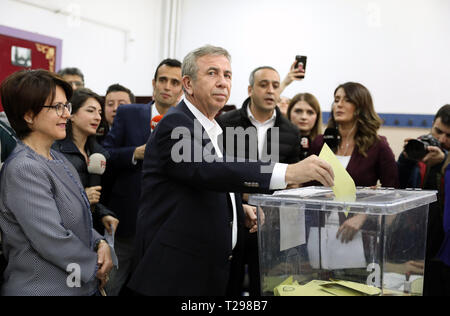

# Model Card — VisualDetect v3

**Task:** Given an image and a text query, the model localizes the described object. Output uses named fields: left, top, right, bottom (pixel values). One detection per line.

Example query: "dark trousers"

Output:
left=424, top=259, right=450, bottom=296
left=0, top=252, right=6, bottom=286
left=226, top=230, right=261, bottom=296
left=245, top=232, right=261, bottom=296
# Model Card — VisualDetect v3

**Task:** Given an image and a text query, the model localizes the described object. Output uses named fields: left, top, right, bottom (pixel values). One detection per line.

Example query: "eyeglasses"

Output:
left=41, top=102, right=72, bottom=117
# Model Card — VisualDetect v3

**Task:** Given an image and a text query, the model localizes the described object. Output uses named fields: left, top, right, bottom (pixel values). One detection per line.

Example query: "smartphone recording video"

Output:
left=294, top=55, right=307, bottom=79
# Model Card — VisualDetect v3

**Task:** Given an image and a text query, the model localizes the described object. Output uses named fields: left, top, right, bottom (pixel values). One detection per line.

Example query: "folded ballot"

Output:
left=274, top=277, right=381, bottom=296
left=319, top=143, right=356, bottom=203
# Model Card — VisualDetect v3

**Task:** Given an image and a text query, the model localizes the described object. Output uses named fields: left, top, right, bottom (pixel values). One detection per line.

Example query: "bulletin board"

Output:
left=0, top=25, right=62, bottom=111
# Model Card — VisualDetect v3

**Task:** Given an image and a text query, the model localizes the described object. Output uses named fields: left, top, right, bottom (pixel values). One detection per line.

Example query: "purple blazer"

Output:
left=310, top=135, right=399, bottom=188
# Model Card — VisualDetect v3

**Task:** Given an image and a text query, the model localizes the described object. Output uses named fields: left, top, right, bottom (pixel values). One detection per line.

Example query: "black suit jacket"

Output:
left=216, top=98, right=301, bottom=295
left=128, top=101, right=275, bottom=296
left=52, top=138, right=116, bottom=234
left=216, top=97, right=301, bottom=164
left=102, top=103, right=153, bottom=237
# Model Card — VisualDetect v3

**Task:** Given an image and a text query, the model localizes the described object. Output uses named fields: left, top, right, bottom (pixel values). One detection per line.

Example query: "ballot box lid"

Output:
left=249, top=187, right=437, bottom=215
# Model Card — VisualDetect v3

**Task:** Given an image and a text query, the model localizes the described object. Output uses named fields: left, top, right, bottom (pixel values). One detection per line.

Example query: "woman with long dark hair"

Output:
left=53, top=88, right=119, bottom=235
left=309, top=82, right=398, bottom=241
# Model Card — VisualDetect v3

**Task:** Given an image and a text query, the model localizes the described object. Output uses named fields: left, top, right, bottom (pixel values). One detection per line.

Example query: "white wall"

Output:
left=2, top=0, right=449, bottom=114
left=175, top=0, right=450, bottom=114
left=0, top=0, right=165, bottom=96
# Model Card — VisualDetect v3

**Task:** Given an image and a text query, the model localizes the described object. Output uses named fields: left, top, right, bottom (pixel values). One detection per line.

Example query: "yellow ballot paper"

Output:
left=272, top=276, right=294, bottom=296
left=264, top=275, right=293, bottom=294
left=275, top=282, right=335, bottom=297
left=274, top=278, right=382, bottom=296
left=319, top=143, right=356, bottom=202
left=329, top=279, right=381, bottom=296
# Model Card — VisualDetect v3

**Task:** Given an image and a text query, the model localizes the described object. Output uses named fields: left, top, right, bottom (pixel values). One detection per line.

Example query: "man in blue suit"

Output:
left=103, top=58, right=183, bottom=296
left=128, top=46, right=334, bottom=296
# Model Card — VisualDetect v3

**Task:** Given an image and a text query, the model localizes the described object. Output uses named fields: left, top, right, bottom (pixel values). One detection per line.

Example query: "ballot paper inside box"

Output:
left=249, top=187, right=437, bottom=296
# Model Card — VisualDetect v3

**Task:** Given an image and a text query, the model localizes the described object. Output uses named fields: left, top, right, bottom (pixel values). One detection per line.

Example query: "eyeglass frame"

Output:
left=41, top=102, right=72, bottom=117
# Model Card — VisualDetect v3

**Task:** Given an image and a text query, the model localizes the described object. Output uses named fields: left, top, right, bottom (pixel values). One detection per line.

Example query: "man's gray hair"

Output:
left=182, top=45, right=231, bottom=81
left=249, top=66, right=278, bottom=87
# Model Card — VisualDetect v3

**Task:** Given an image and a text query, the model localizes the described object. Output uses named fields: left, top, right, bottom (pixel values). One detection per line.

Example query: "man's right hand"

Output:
left=423, top=146, right=445, bottom=167
left=285, top=155, right=334, bottom=187
left=280, top=60, right=305, bottom=93
left=134, top=145, right=146, bottom=161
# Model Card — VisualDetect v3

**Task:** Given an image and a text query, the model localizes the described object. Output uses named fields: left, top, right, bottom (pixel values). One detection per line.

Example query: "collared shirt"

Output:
left=245, top=105, right=287, bottom=189
left=246, top=106, right=277, bottom=159
left=151, top=104, right=161, bottom=121
left=184, top=98, right=287, bottom=249
left=184, top=98, right=238, bottom=249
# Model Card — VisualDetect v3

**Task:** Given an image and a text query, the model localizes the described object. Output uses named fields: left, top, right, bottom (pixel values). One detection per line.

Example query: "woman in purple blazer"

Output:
left=309, top=82, right=399, bottom=242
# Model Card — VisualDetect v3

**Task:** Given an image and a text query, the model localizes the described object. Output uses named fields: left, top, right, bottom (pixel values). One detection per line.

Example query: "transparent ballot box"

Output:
left=249, top=187, right=437, bottom=296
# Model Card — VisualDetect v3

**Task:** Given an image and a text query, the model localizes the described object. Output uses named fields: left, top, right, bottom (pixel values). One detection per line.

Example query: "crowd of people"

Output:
left=0, top=44, right=449, bottom=296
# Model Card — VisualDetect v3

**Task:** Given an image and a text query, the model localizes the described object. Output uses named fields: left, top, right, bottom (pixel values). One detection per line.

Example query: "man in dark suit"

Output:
left=103, top=58, right=183, bottom=296
left=97, top=84, right=135, bottom=145
left=127, top=45, right=334, bottom=296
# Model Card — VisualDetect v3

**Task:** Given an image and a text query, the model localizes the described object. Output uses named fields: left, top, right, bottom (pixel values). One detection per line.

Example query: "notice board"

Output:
left=0, top=25, right=62, bottom=111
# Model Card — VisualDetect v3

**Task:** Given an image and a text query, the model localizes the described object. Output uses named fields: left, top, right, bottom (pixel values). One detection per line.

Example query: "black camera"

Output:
left=404, top=134, right=441, bottom=161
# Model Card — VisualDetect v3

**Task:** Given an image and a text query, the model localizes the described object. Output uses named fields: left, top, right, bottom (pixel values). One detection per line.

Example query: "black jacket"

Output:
left=216, top=98, right=301, bottom=296
left=216, top=97, right=301, bottom=164
left=0, top=120, right=17, bottom=164
left=52, top=137, right=117, bottom=234
left=128, top=101, right=273, bottom=296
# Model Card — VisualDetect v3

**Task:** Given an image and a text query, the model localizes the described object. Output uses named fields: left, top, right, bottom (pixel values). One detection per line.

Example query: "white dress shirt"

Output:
left=151, top=104, right=161, bottom=121
left=246, top=106, right=277, bottom=159
left=245, top=106, right=287, bottom=189
left=184, top=98, right=287, bottom=249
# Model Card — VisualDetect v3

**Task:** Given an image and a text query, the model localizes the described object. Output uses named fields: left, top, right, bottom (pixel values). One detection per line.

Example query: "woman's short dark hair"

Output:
left=0, top=69, right=72, bottom=139
left=66, top=88, right=104, bottom=141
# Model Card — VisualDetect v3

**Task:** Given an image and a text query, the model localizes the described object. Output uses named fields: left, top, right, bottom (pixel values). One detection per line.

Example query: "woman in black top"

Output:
left=53, top=88, right=119, bottom=234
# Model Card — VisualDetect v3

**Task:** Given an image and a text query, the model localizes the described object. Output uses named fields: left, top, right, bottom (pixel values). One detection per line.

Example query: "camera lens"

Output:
left=404, top=139, right=428, bottom=161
